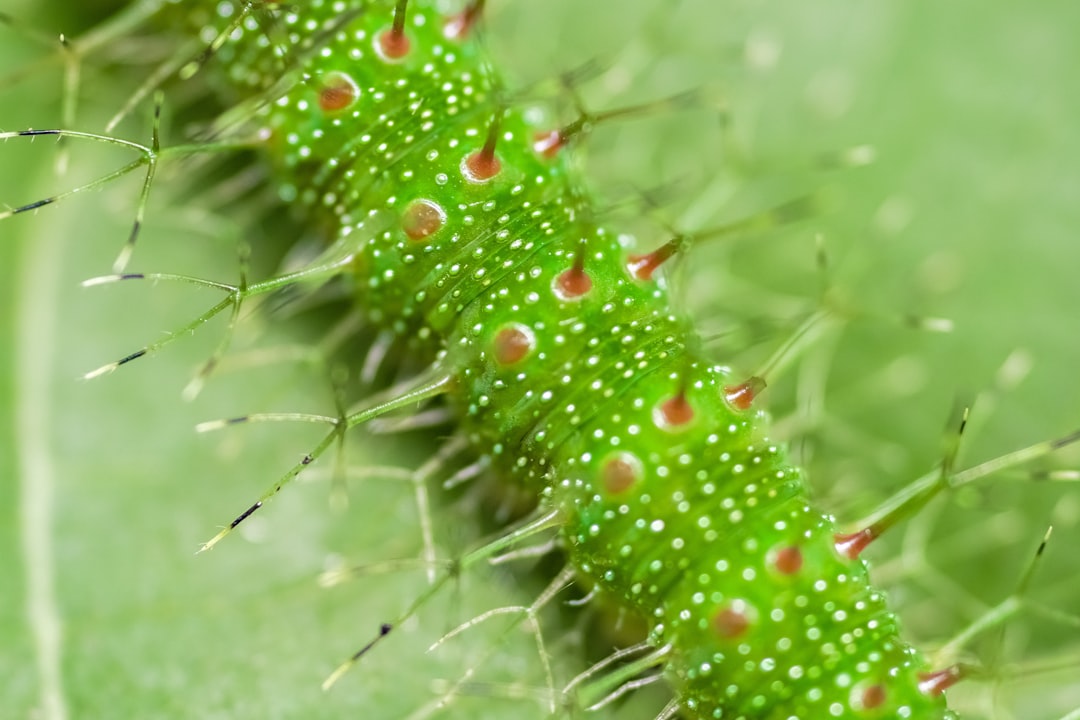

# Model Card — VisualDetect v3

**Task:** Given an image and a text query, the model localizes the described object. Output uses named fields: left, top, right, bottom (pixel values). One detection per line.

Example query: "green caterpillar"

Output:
left=3, top=1, right=1079, bottom=719
left=193, top=3, right=954, bottom=716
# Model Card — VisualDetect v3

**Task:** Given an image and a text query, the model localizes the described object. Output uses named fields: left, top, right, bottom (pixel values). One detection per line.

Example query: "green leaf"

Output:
left=2, top=1, right=1079, bottom=719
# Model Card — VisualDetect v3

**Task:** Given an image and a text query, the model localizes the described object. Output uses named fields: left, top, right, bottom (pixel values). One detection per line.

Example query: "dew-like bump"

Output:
left=402, top=199, right=445, bottom=240
left=492, top=323, right=535, bottom=365
left=553, top=266, right=592, bottom=301
left=601, top=452, right=644, bottom=495
left=317, top=71, right=360, bottom=112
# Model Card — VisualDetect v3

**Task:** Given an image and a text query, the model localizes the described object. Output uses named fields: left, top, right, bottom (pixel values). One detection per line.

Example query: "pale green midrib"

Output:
left=15, top=184, right=69, bottom=720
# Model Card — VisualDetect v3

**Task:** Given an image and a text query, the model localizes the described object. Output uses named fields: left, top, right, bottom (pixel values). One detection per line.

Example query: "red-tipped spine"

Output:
left=627, top=238, right=681, bottom=281
left=723, top=376, right=766, bottom=410
left=834, top=527, right=878, bottom=560
left=444, top=0, right=486, bottom=40
left=917, top=665, right=968, bottom=697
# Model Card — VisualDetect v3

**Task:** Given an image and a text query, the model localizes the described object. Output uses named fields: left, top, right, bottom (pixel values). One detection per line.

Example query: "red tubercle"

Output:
left=554, top=266, right=592, bottom=299
left=492, top=323, right=534, bottom=365
left=626, top=239, right=679, bottom=281
left=462, top=115, right=503, bottom=183
left=377, top=28, right=411, bottom=60
left=712, top=599, right=756, bottom=640
left=723, top=376, right=766, bottom=410
left=857, top=683, right=887, bottom=710
left=656, top=390, right=695, bottom=429
left=463, top=148, right=501, bottom=182
left=443, top=0, right=485, bottom=40
left=601, top=453, right=643, bottom=495
left=713, top=608, right=748, bottom=639
left=402, top=199, right=445, bottom=241
left=917, top=665, right=967, bottom=697
left=554, top=253, right=593, bottom=300
left=770, top=545, right=803, bottom=575
left=378, top=0, right=412, bottom=60
left=317, top=72, right=359, bottom=112
left=834, top=527, right=878, bottom=560
left=532, top=129, right=564, bottom=158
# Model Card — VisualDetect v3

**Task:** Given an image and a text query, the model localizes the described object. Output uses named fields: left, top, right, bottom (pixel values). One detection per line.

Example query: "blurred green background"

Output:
left=2, top=1, right=1078, bottom=718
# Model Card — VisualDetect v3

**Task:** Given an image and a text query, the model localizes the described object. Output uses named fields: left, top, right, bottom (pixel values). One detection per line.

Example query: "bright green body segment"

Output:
left=188, top=1, right=955, bottom=717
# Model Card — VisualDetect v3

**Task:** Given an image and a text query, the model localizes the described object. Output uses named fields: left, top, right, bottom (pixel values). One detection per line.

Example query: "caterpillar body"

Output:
left=4, top=1, right=1080, bottom=719
left=165, top=2, right=955, bottom=717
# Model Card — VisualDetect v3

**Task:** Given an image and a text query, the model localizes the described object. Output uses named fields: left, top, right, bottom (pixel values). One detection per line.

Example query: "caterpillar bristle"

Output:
left=425, top=566, right=575, bottom=712
left=324, top=507, right=565, bottom=695
left=178, top=2, right=263, bottom=82
left=0, top=128, right=151, bottom=223
left=570, top=642, right=672, bottom=713
left=533, top=89, right=703, bottom=160
left=198, top=367, right=454, bottom=552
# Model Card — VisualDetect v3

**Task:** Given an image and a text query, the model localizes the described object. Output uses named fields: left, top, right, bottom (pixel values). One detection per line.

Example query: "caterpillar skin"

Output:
left=164, top=1, right=954, bottom=718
